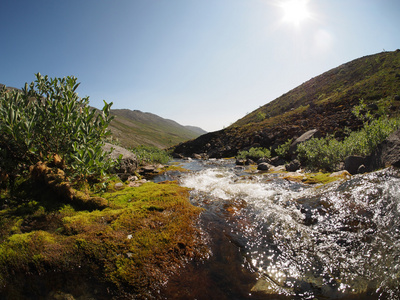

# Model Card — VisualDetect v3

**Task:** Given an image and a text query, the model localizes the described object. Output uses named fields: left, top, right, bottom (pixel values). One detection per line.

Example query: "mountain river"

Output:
left=155, top=159, right=400, bottom=300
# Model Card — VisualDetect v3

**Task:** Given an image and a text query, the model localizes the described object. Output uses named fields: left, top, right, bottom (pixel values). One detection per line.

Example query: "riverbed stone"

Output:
left=344, top=156, right=367, bottom=175
left=285, top=159, right=301, bottom=172
left=257, top=162, right=271, bottom=171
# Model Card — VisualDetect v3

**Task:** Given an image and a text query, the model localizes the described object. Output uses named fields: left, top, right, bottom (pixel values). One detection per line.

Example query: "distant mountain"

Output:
left=173, top=50, right=400, bottom=158
left=109, top=109, right=207, bottom=149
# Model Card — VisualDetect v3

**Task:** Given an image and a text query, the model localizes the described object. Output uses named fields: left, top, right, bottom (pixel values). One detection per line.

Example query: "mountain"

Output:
left=173, top=50, right=400, bottom=158
left=109, top=109, right=207, bottom=149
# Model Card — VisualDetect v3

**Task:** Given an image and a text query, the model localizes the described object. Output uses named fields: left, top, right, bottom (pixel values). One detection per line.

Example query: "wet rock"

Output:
left=269, top=156, right=286, bottom=167
left=344, top=156, right=367, bottom=175
left=285, top=159, right=301, bottom=172
left=358, top=164, right=367, bottom=174
left=257, top=162, right=271, bottom=171
left=236, top=159, right=247, bottom=165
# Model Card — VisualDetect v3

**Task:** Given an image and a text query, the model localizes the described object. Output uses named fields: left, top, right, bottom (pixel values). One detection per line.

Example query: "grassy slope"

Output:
left=172, top=50, right=400, bottom=157
left=234, top=50, right=400, bottom=128
left=109, top=109, right=206, bottom=149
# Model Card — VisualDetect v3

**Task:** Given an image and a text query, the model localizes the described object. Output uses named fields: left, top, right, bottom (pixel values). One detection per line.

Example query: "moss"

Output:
left=0, top=178, right=207, bottom=298
left=283, top=171, right=351, bottom=185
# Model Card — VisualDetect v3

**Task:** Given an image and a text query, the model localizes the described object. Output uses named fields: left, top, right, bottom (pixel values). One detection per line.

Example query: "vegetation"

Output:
left=234, top=50, right=400, bottom=128
left=297, top=101, right=400, bottom=171
left=236, top=147, right=271, bottom=161
left=0, top=73, right=208, bottom=298
left=0, top=73, right=116, bottom=185
left=109, top=109, right=205, bottom=149
left=130, top=145, right=172, bottom=165
left=0, top=176, right=206, bottom=298
left=275, top=138, right=293, bottom=159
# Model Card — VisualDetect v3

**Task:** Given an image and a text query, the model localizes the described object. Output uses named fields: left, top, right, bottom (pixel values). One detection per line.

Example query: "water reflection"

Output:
left=161, top=160, right=400, bottom=299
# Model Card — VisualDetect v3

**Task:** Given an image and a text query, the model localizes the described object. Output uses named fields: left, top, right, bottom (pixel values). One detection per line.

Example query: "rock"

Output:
left=344, top=155, right=367, bottom=174
left=368, top=128, right=400, bottom=170
left=358, top=164, right=367, bottom=174
left=236, top=159, right=247, bottom=166
left=285, top=159, right=301, bottom=172
left=257, top=162, right=271, bottom=171
left=269, top=156, right=286, bottom=167
left=256, top=157, right=270, bottom=164
left=192, top=153, right=202, bottom=159
left=289, top=129, right=321, bottom=156
left=394, top=95, right=400, bottom=101
left=114, top=182, right=124, bottom=190
left=103, top=143, right=138, bottom=175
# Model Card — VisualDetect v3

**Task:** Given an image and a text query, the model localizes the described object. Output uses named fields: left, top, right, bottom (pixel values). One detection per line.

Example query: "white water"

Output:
left=177, top=163, right=400, bottom=299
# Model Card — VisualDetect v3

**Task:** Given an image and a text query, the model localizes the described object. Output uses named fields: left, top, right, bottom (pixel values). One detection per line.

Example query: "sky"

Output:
left=1, top=0, right=399, bottom=132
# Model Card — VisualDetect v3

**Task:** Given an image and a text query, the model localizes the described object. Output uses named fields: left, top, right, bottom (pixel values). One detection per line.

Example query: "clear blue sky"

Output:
left=1, top=0, right=399, bottom=132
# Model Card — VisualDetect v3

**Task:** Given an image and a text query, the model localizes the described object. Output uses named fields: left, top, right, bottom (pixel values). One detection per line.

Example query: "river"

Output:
left=156, top=159, right=400, bottom=300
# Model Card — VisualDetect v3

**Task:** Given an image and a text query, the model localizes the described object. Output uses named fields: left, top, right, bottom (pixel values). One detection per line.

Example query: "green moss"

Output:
left=0, top=180, right=207, bottom=297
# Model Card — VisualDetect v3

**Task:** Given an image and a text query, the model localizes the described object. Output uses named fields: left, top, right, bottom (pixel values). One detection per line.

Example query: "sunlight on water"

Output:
left=179, top=165, right=400, bottom=299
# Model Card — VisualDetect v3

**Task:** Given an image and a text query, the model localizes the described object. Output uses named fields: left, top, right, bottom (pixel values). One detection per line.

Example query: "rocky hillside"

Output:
left=173, top=50, right=400, bottom=158
left=109, top=109, right=207, bottom=149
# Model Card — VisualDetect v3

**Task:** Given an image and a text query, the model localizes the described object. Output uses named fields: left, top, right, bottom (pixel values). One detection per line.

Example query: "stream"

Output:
left=156, top=159, right=400, bottom=300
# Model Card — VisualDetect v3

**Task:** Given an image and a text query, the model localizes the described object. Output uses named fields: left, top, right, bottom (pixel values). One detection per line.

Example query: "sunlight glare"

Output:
left=280, top=0, right=311, bottom=26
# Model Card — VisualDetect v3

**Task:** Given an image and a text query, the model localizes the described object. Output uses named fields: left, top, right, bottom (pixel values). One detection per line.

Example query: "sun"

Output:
left=280, top=0, right=311, bottom=26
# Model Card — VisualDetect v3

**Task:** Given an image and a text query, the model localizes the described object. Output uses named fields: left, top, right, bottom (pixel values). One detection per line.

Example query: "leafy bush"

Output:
left=297, top=116, right=400, bottom=171
left=236, top=147, right=271, bottom=161
left=130, top=145, right=171, bottom=165
left=275, top=138, right=293, bottom=158
left=0, top=73, right=116, bottom=182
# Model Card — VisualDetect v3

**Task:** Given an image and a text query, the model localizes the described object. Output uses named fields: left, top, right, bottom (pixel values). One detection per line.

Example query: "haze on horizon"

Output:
left=1, top=0, right=399, bottom=132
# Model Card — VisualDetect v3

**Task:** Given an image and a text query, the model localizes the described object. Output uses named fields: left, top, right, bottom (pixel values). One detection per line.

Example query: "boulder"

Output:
left=269, top=156, right=286, bottom=167
left=285, top=159, right=301, bottom=172
left=289, top=129, right=321, bottom=156
left=103, top=143, right=138, bottom=175
left=344, top=156, right=367, bottom=175
left=368, top=128, right=400, bottom=170
left=257, top=162, right=271, bottom=171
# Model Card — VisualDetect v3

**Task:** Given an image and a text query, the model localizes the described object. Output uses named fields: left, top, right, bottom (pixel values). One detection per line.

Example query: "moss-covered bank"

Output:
left=0, top=165, right=208, bottom=299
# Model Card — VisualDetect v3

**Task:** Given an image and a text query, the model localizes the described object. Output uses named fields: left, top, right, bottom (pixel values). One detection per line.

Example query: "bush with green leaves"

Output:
left=297, top=115, right=400, bottom=171
left=130, top=145, right=172, bottom=165
left=0, top=73, right=116, bottom=182
left=236, top=147, right=271, bottom=161
left=275, top=138, right=293, bottom=159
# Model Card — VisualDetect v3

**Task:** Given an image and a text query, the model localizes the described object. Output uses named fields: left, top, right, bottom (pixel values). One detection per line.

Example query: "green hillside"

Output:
left=109, top=109, right=206, bottom=149
left=173, top=50, right=400, bottom=158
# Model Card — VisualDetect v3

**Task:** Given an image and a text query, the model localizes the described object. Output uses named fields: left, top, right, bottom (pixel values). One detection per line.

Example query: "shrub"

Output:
left=0, top=73, right=116, bottom=183
left=236, top=147, right=271, bottom=161
left=275, top=138, right=293, bottom=158
left=297, top=117, right=400, bottom=171
left=130, top=145, right=172, bottom=165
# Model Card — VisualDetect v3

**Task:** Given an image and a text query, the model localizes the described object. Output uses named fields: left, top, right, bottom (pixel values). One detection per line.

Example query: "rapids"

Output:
left=158, top=159, right=400, bottom=300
